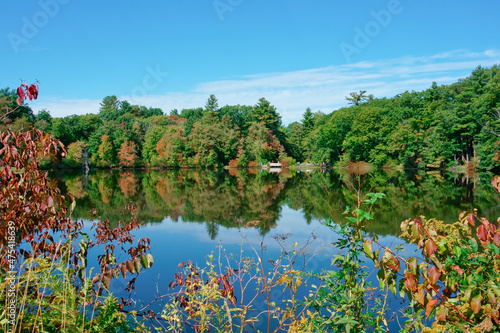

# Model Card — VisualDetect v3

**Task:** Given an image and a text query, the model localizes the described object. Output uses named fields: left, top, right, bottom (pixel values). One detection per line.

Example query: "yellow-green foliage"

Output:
left=0, top=254, right=134, bottom=333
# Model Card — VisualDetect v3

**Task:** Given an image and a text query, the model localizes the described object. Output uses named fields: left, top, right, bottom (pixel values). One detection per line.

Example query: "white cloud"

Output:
left=30, top=98, right=101, bottom=118
left=31, top=49, right=500, bottom=124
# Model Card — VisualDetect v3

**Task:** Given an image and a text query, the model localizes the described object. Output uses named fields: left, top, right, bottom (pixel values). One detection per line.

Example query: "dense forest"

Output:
left=1, top=65, right=499, bottom=170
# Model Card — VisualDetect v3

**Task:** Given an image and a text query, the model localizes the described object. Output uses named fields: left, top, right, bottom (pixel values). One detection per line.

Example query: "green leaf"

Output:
left=140, top=254, right=148, bottom=269
left=388, top=275, right=397, bottom=295
left=364, top=192, right=386, bottom=204
left=69, top=198, right=77, bottom=216
left=377, top=269, right=386, bottom=290
left=346, top=216, right=357, bottom=224
left=399, top=278, right=407, bottom=299
left=363, top=240, right=374, bottom=259
left=487, top=243, right=500, bottom=255
left=373, top=249, right=380, bottom=267
left=438, top=240, right=447, bottom=254
left=134, top=257, right=142, bottom=273
left=355, top=208, right=373, bottom=221
left=407, top=257, right=418, bottom=275
left=332, top=255, right=345, bottom=264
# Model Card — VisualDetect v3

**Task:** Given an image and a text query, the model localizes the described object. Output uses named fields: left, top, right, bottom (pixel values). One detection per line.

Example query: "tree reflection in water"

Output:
left=55, top=168, right=500, bottom=239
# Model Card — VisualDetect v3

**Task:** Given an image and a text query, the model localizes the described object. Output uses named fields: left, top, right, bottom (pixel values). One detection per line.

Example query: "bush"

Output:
left=280, top=156, right=296, bottom=167
left=247, top=160, right=259, bottom=168
left=365, top=211, right=500, bottom=332
left=0, top=130, right=153, bottom=332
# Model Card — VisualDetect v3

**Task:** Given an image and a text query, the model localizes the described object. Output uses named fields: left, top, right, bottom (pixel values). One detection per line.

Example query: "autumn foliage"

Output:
left=0, top=130, right=69, bottom=263
left=365, top=212, right=500, bottom=331
left=15, top=82, right=38, bottom=106
left=0, top=84, right=154, bottom=330
left=119, top=140, right=139, bottom=167
left=0, top=128, right=153, bottom=287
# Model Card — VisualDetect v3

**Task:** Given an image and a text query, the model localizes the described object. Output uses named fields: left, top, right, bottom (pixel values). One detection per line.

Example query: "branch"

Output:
left=0, top=105, right=18, bottom=122
left=480, top=109, right=500, bottom=137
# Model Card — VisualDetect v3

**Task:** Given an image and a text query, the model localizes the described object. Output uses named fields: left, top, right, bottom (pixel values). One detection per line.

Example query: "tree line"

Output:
left=1, top=65, right=499, bottom=170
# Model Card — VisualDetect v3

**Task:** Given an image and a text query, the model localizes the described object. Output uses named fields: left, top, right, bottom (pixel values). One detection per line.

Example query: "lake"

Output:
left=54, top=168, right=500, bottom=331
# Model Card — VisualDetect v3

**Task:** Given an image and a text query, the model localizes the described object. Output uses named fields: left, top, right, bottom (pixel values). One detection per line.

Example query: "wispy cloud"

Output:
left=30, top=98, right=101, bottom=117
left=30, top=49, right=500, bottom=124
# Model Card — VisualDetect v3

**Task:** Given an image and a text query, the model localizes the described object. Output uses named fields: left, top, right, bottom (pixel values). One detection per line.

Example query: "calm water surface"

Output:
left=53, top=168, right=500, bottom=331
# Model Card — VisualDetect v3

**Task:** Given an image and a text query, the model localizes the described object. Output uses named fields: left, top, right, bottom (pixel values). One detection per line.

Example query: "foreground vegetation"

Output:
left=1, top=65, right=499, bottom=170
left=1, top=127, right=499, bottom=332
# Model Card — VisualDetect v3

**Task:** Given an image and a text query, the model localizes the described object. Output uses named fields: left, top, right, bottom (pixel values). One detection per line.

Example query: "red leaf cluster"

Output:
left=476, top=218, right=500, bottom=247
left=16, top=82, right=39, bottom=106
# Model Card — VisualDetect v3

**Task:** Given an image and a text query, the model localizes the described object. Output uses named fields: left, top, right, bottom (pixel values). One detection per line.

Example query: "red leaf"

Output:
left=388, top=257, right=401, bottom=272
left=17, top=85, right=26, bottom=100
left=492, top=175, right=500, bottom=194
left=471, top=294, right=482, bottom=314
left=120, top=263, right=127, bottom=279
left=16, top=97, right=23, bottom=106
left=436, top=304, right=447, bottom=321
left=416, top=288, right=425, bottom=305
left=428, top=266, right=441, bottom=285
left=451, top=265, right=463, bottom=275
left=25, top=86, right=33, bottom=100
left=28, top=84, right=38, bottom=100
left=425, top=298, right=439, bottom=318
left=404, top=272, right=416, bottom=292
left=467, top=212, right=475, bottom=226
left=126, top=260, right=135, bottom=274
left=425, top=239, right=438, bottom=257
left=101, top=276, right=110, bottom=290
left=493, top=233, right=500, bottom=247
left=476, top=225, right=487, bottom=242
left=411, top=223, right=420, bottom=239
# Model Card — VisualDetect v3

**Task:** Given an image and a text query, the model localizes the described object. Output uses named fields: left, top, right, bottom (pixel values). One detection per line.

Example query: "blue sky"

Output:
left=1, top=0, right=500, bottom=124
